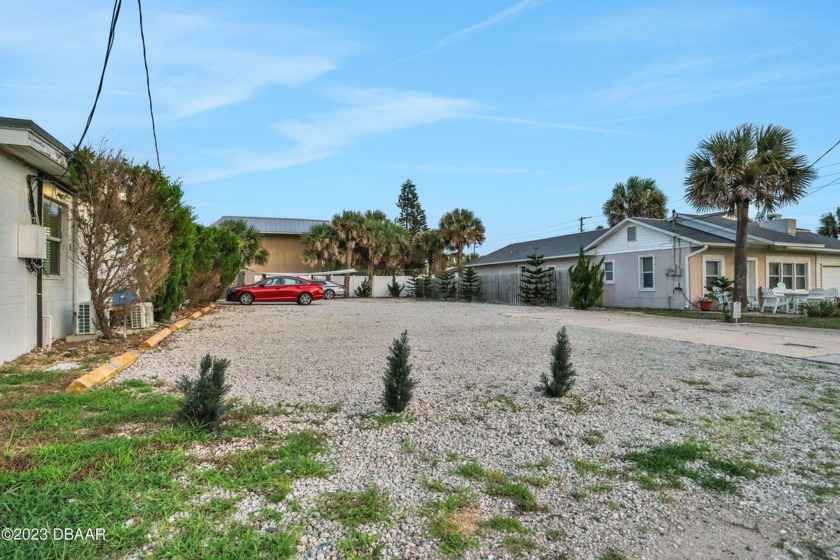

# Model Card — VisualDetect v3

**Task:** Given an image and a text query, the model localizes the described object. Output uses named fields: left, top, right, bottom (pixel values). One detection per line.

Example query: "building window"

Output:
left=603, top=261, right=614, bottom=283
left=43, top=199, right=62, bottom=276
left=627, top=226, right=637, bottom=242
left=639, top=256, right=654, bottom=290
left=768, top=261, right=807, bottom=290
left=704, top=259, right=722, bottom=290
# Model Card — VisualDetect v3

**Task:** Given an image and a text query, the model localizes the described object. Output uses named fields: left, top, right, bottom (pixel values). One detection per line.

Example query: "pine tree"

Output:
left=387, top=275, right=403, bottom=297
left=403, top=276, right=416, bottom=297
left=541, top=327, right=575, bottom=398
left=382, top=331, right=416, bottom=413
left=519, top=252, right=553, bottom=306
left=396, top=180, right=429, bottom=236
left=459, top=266, right=481, bottom=302
left=355, top=278, right=373, bottom=297
left=568, top=247, right=605, bottom=310
left=437, top=270, right=457, bottom=301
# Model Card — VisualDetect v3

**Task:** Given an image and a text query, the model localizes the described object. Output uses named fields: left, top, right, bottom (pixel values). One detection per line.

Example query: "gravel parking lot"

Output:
left=123, top=299, right=839, bottom=559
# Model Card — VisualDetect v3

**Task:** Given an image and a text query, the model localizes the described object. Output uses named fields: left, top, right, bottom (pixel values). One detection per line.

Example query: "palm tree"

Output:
left=685, top=123, right=816, bottom=307
left=416, top=228, right=446, bottom=275
left=602, top=176, right=668, bottom=226
left=331, top=210, right=365, bottom=297
left=217, top=219, right=269, bottom=268
left=817, top=207, right=840, bottom=238
left=438, top=208, right=486, bottom=277
left=301, top=223, right=338, bottom=269
left=359, top=211, right=409, bottom=287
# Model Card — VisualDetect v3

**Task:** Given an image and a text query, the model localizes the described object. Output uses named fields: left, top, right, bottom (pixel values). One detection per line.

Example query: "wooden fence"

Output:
left=476, top=270, right=570, bottom=307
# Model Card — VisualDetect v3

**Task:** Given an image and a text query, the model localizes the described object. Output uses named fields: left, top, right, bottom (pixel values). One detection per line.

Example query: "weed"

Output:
left=514, top=473, right=552, bottom=488
left=546, top=528, right=566, bottom=541
left=320, top=485, right=392, bottom=528
left=456, top=460, right=487, bottom=480
left=486, top=477, right=539, bottom=512
left=678, top=378, right=711, bottom=387
left=364, top=413, right=416, bottom=429
left=571, top=457, right=603, bottom=475
left=520, top=457, right=553, bottom=469
left=488, top=394, right=520, bottom=412
left=600, top=548, right=628, bottom=560
left=422, top=476, right=450, bottom=493
left=585, top=481, right=614, bottom=493
left=424, top=490, right=480, bottom=557
left=402, top=438, right=418, bottom=454
left=445, top=451, right=459, bottom=462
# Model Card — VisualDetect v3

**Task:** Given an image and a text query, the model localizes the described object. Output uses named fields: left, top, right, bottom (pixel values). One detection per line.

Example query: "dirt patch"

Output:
left=0, top=452, right=33, bottom=473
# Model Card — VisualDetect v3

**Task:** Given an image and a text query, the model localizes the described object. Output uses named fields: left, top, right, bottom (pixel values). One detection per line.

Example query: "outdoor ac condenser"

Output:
left=128, top=305, right=149, bottom=329
left=77, top=302, right=108, bottom=335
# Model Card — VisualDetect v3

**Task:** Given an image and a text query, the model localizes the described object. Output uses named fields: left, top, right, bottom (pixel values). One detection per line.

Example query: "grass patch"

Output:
left=503, top=535, right=539, bottom=555
left=520, top=457, right=553, bottom=469
left=456, top=459, right=487, bottom=480
left=487, top=394, right=520, bottom=412
left=623, top=440, right=775, bottom=493
left=678, top=378, right=711, bottom=387
left=479, top=515, right=531, bottom=534
left=336, top=529, right=385, bottom=559
left=600, top=548, right=629, bottom=560
left=621, top=307, right=840, bottom=330
left=424, top=490, right=480, bottom=557
left=581, top=430, right=606, bottom=446
left=485, top=476, right=540, bottom=512
left=320, top=485, right=392, bottom=528
left=571, top=457, right=603, bottom=475
left=514, top=473, right=552, bottom=488
left=363, top=413, right=415, bottom=429
left=421, top=476, right=450, bottom=493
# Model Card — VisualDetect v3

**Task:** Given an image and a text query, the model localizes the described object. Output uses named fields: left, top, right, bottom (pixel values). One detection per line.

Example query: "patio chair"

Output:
left=711, top=286, right=731, bottom=309
left=776, top=281, right=788, bottom=291
left=806, top=288, right=826, bottom=302
left=746, top=296, right=759, bottom=311
left=760, top=287, right=790, bottom=314
left=826, top=287, right=838, bottom=300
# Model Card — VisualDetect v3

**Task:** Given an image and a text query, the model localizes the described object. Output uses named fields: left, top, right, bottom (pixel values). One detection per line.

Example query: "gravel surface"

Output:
left=122, top=299, right=839, bottom=559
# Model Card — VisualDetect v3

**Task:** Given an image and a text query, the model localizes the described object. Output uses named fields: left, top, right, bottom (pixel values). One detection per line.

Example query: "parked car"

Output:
left=310, top=279, right=345, bottom=299
left=226, top=276, right=324, bottom=305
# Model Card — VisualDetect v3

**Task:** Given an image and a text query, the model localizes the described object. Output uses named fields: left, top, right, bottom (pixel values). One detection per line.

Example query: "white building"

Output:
left=0, top=117, right=89, bottom=363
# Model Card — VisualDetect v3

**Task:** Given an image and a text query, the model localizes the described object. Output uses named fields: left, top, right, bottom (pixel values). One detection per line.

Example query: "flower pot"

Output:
left=698, top=300, right=714, bottom=311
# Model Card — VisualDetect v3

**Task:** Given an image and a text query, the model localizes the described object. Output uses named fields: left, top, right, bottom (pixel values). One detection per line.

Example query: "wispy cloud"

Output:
left=388, top=0, right=549, bottom=66
left=465, top=115, right=638, bottom=136
left=189, top=88, right=480, bottom=182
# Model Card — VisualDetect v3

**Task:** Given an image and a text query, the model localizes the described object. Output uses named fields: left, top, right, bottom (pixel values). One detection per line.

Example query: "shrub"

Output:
left=568, top=246, right=605, bottom=310
left=403, top=276, right=416, bottom=298
left=355, top=278, right=373, bottom=298
left=801, top=299, right=839, bottom=317
left=175, top=354, right=232, bottom=431
left=382, top=331, right=416, bottom=413
left=541, top=327, right=575, bottom=397
left=387, top=276, right=403, bottom=297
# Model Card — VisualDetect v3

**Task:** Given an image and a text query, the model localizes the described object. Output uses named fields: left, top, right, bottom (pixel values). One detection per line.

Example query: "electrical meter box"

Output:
left=18, top=224, right=47, bottom=259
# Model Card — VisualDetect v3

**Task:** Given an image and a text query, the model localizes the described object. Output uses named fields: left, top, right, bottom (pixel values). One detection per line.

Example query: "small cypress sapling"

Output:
left=541, top=327, right=575, bottom=398
left=437, top=270, right=456, bottom=301
left=403, top=276, right=416, bottom=298
left=176, top=354, right=232, bottom=431
left=382, top=330, right=416, bottom=413
left=568, top=246, right=605, bottom=310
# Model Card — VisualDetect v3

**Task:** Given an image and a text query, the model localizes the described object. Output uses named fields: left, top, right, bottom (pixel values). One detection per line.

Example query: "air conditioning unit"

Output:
left=77, top=302, right=108, bottom=335
left=128, top=304, right=149, bottom=329
left=142, top=302, right=155, bottom=326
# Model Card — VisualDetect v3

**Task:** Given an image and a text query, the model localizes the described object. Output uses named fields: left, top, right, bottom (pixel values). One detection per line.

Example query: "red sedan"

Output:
left=226, top=276, right=324, bottom=306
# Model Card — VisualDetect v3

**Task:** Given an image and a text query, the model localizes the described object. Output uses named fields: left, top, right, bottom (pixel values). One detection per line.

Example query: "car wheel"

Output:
left=324, top=289, right=334, bottom=300
left=297, top=292, right=313, bottom=306
left=239, top=292, right=254, bottom=305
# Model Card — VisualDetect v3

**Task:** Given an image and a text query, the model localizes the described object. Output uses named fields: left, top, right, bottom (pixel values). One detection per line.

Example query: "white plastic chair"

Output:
left=806, top=288, right=826, bottom=302
left=777, top=281, right=788, bottom=291
left=760, top=287, right=789, bottom=314
left=826, top=287, right=838, bottom=299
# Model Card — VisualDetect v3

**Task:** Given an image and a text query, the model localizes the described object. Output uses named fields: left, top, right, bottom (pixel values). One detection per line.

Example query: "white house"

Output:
left=0, top=117, right=89, bottom=363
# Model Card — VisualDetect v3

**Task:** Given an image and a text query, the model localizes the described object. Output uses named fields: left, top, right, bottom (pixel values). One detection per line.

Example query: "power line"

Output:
left=137, top=0, right=161, bottom=171
left=809, top=139, right=840, bottom=169
left=75, top=0, right=123, bottom=150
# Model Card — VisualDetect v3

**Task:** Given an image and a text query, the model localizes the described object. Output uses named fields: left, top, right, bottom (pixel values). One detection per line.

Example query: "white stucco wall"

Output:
left=0, top=155, right=87, bottom=363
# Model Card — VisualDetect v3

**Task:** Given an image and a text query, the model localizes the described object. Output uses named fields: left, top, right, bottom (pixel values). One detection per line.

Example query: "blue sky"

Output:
left=2, top=1, right=839, bottom=253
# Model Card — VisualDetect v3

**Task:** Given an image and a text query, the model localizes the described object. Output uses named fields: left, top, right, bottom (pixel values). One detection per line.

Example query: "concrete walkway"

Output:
left=505, top=309, right=840, bottom=364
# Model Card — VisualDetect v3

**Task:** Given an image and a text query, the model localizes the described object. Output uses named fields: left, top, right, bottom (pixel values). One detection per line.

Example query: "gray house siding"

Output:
left=601, top=249, right=685, bottom=309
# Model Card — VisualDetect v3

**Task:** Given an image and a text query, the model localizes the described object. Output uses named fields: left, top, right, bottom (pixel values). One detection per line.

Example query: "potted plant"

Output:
left=698, top=293, right=714, bottom=311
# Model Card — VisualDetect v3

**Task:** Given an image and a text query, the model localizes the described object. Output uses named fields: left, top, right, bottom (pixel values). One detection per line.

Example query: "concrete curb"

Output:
left=66, top=351, right=138, bottom=393
left=139, top=328, right=172, bottom=349
left=65, top=305, right=217, bottom=393
left=171, top=318, right=191, bottom=331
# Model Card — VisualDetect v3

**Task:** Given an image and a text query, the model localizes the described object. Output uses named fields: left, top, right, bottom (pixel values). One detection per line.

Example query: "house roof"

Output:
left=482, top=212, right=840, bottom=265
left=212, top=216, right=328, bottom=234
left=472, top=229, right=608, bottom=267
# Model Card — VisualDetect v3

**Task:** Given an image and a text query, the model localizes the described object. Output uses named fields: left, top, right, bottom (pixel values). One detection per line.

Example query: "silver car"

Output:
left=310, top=279, right=345, bottom=299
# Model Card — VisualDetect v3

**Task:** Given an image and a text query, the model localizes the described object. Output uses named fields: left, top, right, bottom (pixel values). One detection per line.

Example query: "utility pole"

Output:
left=579, top=216, right=592, bottom=233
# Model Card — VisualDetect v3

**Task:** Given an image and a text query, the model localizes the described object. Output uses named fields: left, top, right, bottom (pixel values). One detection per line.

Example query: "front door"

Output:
left=747, top=260, right=757, bottom=300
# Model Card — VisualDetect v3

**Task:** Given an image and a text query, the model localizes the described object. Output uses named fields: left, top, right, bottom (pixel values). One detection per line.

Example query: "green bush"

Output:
left=175, top=354, right=231, bottom=431
left=541, top=327, right=576, bottom=398
left=355, top=279, right=373, bottom=298
left=520, top=252, right=553, bottom=306
left=382, top=331, right=416, bottom=413
left=437, top=271, right=457, bottom=301
left=387, top=276, right=403, bottom=297
left=801, top=299, right=839, bottom=317
left=568, top=247, right=604, bottom=310
left=459, top=266, right=481, bottom=302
